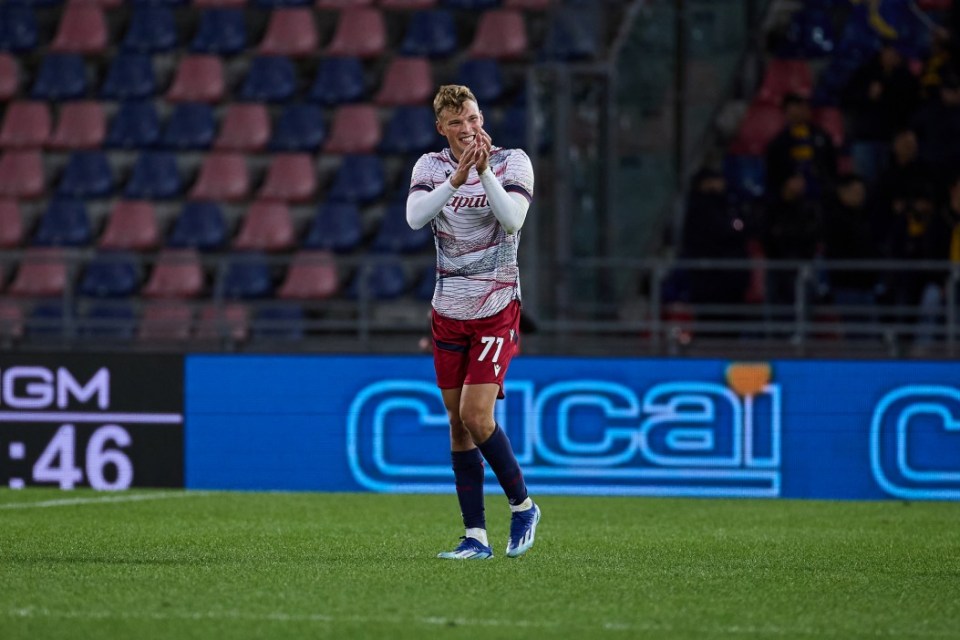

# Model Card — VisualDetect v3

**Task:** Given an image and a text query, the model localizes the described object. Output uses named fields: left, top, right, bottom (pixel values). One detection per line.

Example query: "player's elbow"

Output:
left=406, top=207, right=426, bottom=230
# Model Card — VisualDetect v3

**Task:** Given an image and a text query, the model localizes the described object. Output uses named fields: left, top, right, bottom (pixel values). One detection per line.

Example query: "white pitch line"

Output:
left=0, top=491, right=210, bottom=510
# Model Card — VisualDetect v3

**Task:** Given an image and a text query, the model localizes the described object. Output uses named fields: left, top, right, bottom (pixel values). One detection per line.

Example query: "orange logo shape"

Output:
left=726, top=362, right=772, bottom=397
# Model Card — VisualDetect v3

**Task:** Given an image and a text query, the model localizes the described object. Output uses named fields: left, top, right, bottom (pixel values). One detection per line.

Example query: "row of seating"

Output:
left=0, top=0, right=545, bottom=10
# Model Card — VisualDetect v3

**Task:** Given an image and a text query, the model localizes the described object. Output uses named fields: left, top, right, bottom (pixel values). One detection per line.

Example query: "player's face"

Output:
left=436, top=100, right=484, bottom=161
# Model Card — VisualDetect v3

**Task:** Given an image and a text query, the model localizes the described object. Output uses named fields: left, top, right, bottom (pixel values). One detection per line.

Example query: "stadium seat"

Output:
left=400, top=9, right=457, bottom=58
left=756, top=59, right=813, bottom=106
left=33, top=199, right=92, bottom=247
left=137, top=301, right=193, bottom=341
left=327, top=154, right=385, bottom=204
left=50, top=4, right=107, bottom=54
left=166, top=55, right=225, bottom=103
left=347, top=259, right=407, bottom=300
left=380, top=0, right=437, bottom=8
left=723, top=154, right=766, bottom=201
left=257, top=153, right=317, bottom=202
left=326, top=7, right=386, bottom=58
left=443, top=0, right=500, bottom=8
left=124, top=151, right=183, bottom=199
left=194, top=302, right=249, bottom=342
left=542, top=5, right=599, bottom=61
left=372, top=201, right=432, bottom=253
left=259, top=8, right=318, bottom=56
left=379, top=105, right=435, bottom=155
left=25, top=302, right=69, bottom=339
left=30, top=54, right=87, bottom=101
left=457, top=59, right=505, bottom=104
left=80, top=302, right=136, bottom=340
left=0, top=101, right=51, bottom=149
left=48, top=101, right=106, bottom=150
left=194, top=0, right=248, bottom=7
left=121, top=6, right=179, bottom=53
left=269, top=103, right=325, bottom=151
left=323, top=104, right=381, bottom=153
left=167, top=201, right=228, bottom=251
left=315, top=0, right=375, bottom=7
left=728, top=102, right=784, bottom=156
left=221, top=253, right=274, bottom=299
left=239, top=56, right=297, bottom=102
left=0, top=299, right=25, bottom=344
left=0, top=54, right=19, bottom=101
left=106, top=101, right=161, bottom=149
left=78, top=254, right=140, bottom=298
left=8, top=248, right=67, bottom=297
left=0, top=150, right=44, bottom=199
left=468, top=9, right=528, bottom=59
left=254, top=0, right=312, bottom=5
left=161, top=102, right=216, bottom=150
left=142, top=249, right=205, bottom=298
left=814, top=106, right=845, bottom=150
left=190, top=9, right=248, bottom=55
left=375, top=57, right=434, bottom=106
left=233, top=200, right=296, bottom=252
left=307, top=57, right=366, bottom=106
left=0, top=6, right=38, bottom=53
left=277, top=250, right=338, bottom=299
left=99, top=200, right=160, bottom=251
left=504, top=0, right=551, bottom=8
left=251, top=303, right=304, bottom=341
left=214, top=103, right=270, bottom=151
left=303, top=201, right=362, bottom=252
left=189, top=153, right=250, bottom=202
left=415, top=264, right=435, bottom=300
left=56, top=150, right=114, bottom=198
left=0, top=199, right=24, bottom=248
left=101, top=54, right=156, bottom=100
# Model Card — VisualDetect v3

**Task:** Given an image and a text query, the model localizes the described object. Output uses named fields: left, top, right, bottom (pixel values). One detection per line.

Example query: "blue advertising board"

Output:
left=185, top=355, right=960, bottom=500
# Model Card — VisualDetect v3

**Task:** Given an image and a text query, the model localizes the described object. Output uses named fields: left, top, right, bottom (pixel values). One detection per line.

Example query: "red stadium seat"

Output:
left=233, top=200, right=296, bottom=252
left=142, top=249, right=205, bottom=299
left=0, top=299, right=24, bottom=343
left=138, top=302, right=193, bottom=342
left=257, top=153, right=317, bottom=202
left=0, top=54, right=19, bottom=101
left=323, top=104, right=381, bottom=153
left=195, top=302, right=249, bottom=342
left=728, top=102, right=785, bottom=156
left=0, top=101, right=51, bottom=149
left=166, top=55, right=225, bottom=103
left=814, top=106, right=845, bottom=149
left=48, top=101, right=106, bottom=150
left=375, top=57, right=434, bottom=106
left=259, top=8, right=318, bottom=57
left=468, top=9, right=528, bottom=59
left=756, top=59, right=813, bottom=106
left=0, top=199, right=24, bottom=248
left=189, top=152, right=250, bottom=202
left=214, top=103, right=270, bottom=152
left=326, top=7, right=386, bottom=59
left=99, top=200, right=160, bottom=251
left=278, top=250, right=339, bottom=300
left=50, top=5, right=108, bottom=54
left=379, top=0, right=436, bottom=7
left=8, top=248, right=67, bottom=298
left=0, top=151, right=44, bottom=199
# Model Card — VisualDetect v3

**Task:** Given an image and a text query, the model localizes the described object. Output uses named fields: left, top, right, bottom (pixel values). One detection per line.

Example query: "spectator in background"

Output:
left=822, top=174, right=881, bottom=311
left=765, top=93, right=837, bottom=203
left=910, top=70, right=960, bottom=187
left=884, top=188, right=943, bottom=321
left=841, top=39, right=920, bottom=187
left=762, top=173, right=823, bottom=306
left=913, top=171, right=960, bottom=348
left=874, top=128, right=934, bottom=246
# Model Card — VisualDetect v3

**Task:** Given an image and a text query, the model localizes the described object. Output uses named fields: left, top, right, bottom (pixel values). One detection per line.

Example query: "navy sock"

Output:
left=452, top=448, right=486, bottom=530
left=477, top=424, right=528, bottom=506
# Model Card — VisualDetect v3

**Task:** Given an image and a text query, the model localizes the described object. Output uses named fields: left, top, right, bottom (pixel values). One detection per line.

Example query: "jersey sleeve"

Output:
left=502, top=149, right=534, bottom=201
left=409, top=153, right=443, bottom=194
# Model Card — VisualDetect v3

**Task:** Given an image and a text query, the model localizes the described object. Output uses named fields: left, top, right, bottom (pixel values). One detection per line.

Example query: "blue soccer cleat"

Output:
left=506, top=502, right=541, bottom=558
left=437, top=536, right=494, bottom=560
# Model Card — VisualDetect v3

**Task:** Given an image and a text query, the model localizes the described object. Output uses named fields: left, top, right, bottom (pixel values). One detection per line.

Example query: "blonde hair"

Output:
left=433, top=85, right=478, bottom=121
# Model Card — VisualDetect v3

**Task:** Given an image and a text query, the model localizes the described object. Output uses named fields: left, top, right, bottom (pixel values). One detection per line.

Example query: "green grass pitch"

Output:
left=1, top=490, right=958, bottom=639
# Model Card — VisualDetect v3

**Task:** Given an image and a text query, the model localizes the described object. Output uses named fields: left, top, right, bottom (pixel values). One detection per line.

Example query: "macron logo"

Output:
left=494, top=364, right=502, bottom=377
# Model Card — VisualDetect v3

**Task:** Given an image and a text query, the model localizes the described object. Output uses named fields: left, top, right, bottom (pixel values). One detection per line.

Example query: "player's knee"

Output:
left=459, top=407, right=493, bottom=438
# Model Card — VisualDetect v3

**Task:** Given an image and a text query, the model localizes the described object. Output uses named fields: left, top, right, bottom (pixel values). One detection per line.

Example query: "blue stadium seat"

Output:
left=27, top=302, right=69, bottom=339
left=327, top=155, right=386, bottom=205
left=0, top=6, right=38, bottom=53
left=307, top=57, right=365, bottom=106
left=253, top=0, right=311, bottom=6
left=190, top=9, right=247, bottom=56
left=31, top=54, right=87, bottom=101
left=81, top=301, right=136, bottom=340
left=372, top=201, right=432, bottom=253
left=161, top=103, right=215, bottom=150
left=221, top=253, right=274, bottom=299
left=129, top=0, right=188, bottom=5
left=100, top=54, right=157, bottom=100
left=723, top=154, right=766, bottom=201
left=56, top=150, right=114, bottom=198
left=346, top=260, right=407, bottom=300
left=379, top=106, right=436, bottom=155
left=124, top=151, right=182, bottom=199
left=252, top=303, right=305, bottom=341
left=493, top=104, right=528, bottom=150
left=239, top=56, right=297, bottom=103
left=415, top=264, right=435, bottom=301
left=400, top=10, right=457, bottom=58
left=269, top=104, right=326, bottom=152
left=33, top=199, right=92, bottom=247
left=167, top=201, right=227, bottom=251
left=457, top=59, right=505, bottom=104
left=542, top=6, right=600, bottom=61
left=106, top=100, right=161, bottom=148
left=303, top=202, right=362, bottom=253
left=442, top=0, right=500, bottom=9
left=121, top=6, right=178, bottom=53
left=78, top=254, right=140, bottom=298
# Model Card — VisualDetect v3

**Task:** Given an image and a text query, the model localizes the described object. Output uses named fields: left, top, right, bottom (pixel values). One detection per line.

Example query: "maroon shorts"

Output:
left=431, top=301, right=521, bottom=398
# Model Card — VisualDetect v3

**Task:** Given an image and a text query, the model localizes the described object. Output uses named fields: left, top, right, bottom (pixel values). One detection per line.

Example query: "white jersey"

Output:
left=410, top=147, right=534, bottom=320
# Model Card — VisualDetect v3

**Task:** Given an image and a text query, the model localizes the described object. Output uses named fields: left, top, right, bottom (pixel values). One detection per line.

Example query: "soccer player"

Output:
left=406, top=85, right=540, bottom=560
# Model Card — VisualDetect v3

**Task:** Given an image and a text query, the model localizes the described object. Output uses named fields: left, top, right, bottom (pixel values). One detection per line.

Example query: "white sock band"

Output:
left=510, top=497, right=533, bottom=513
left=465, top=528, right=488, bottom=546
